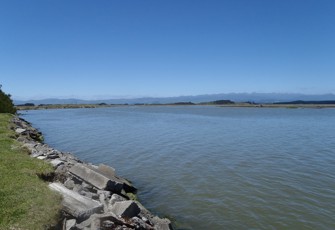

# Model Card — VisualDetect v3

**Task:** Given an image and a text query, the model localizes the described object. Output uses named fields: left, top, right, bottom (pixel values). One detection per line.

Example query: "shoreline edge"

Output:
left=12, top=115, right=173, bottom=230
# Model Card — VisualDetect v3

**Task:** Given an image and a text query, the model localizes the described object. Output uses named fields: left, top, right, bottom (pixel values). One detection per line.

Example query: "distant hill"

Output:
left=274, top=100, right=335, bottom=105
left=14, top=93, right=335, bottom=105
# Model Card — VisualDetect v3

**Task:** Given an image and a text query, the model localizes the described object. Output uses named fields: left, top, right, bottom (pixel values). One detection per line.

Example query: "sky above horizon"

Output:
left=1, top=0, right=334, bottom=100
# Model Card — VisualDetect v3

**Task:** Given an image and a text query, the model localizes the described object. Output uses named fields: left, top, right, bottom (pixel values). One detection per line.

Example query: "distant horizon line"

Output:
left=13, top=92, right=335, bottom=102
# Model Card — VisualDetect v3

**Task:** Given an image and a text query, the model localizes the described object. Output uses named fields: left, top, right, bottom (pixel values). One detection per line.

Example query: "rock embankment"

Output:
left=12, top=116, right=172, bottom=230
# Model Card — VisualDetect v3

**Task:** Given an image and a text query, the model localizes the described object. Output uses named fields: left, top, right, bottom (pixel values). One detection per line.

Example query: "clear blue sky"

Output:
left=1, top=0, right=334, bottom=100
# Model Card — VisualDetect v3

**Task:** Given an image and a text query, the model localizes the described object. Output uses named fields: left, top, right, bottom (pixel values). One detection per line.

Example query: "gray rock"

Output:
left=111, top=200, right=140, bottom=218
left=76, top=213, right=126, bottom=230
left=65, top=219, right=76, bottom=230
left=132, top=216, right=153, bottom=229
left=35, top=144, right=50, bottom=155
left=81, top=181, right=94, bottom=190
left=49, top=183, right=103, bottom=220
left=109, top=194, right=127, bottom=207
left=97, top=190, right=111, bottom=213
left=74, top=216, right=93, bottom=229
left=46, top=150, right=60, bottom=159
left=50, top=159, right=64, bottom=167
left=37, top=155, right=47, bottom=160
left=32, top=152, right=44, bottom=158
left=101, top=220, right=116, bottom=228
left=23, top=142, right=36, bottom=150
left=151, top=216, right=171, bottom=230
left=17, top=136, right=29, bottom=142
left=97, top=190, right=111, bottom=197
left=80, top=190, right=99, bottom=200
left=73, top=184, right=84, bottom=193
left=98, top=191, right=108, bottom=203
left=64, top=179, right=76, bottom=190
left=15, top=128, right=26, bottom=134
left=141, top=216, right=149, bottom=223
left=55, top=164, right=68, bottom=176
left=28, top=146, right=46, bottom=157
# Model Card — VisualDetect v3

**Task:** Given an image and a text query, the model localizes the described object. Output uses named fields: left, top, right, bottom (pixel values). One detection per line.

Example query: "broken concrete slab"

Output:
left=90, top=164, right=137, bottom=193
left=69, top=163, right=129, bottom=193
left=111, top=200, right=141, bottom=219
left=49, top=183, right=103, bottom=220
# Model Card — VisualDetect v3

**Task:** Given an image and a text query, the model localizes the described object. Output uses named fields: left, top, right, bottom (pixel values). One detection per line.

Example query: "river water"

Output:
left=23, top=106, right=335, bottom=229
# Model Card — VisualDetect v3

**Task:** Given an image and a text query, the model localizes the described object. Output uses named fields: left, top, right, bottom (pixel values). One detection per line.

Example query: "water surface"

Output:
left=23, top=106, right=335, bottom=229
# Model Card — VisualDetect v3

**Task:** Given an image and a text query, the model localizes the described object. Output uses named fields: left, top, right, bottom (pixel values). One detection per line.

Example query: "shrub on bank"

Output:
left=0, top=85, right=16, bottom=114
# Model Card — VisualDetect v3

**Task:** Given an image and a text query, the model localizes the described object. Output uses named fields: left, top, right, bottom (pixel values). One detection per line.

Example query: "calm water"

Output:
left=23, top=106, right=335, bottom=229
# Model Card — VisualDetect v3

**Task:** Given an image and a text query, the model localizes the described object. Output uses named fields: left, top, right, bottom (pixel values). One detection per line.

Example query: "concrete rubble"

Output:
left=12, top=116, right=172, bottom=230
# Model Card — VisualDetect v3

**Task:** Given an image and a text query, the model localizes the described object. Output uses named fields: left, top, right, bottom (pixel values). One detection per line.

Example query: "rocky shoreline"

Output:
left=12, top=115, right=172, bottom=230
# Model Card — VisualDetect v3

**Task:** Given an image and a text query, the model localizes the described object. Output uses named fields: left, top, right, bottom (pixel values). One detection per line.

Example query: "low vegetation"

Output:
left=0, top=85, right=16, bottom=114
left=0, top=114, right=61, bottom=230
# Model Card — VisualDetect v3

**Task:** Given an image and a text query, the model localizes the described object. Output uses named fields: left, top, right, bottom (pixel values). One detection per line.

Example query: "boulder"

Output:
left=111, top=200, right=141, bottom=218
left=49, top=183, right=103, bottom=220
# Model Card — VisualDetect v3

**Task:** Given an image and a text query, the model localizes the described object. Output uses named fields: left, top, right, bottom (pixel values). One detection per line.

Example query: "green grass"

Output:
left=0, top=114, right=61, bottom=230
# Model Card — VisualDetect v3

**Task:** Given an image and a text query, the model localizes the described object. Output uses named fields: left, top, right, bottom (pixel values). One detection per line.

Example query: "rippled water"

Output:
left=23, top=106, right=335, bottom=229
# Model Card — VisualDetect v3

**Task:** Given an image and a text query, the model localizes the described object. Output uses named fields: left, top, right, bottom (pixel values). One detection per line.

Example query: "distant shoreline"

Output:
left=15, top=103, right=335, bottom=111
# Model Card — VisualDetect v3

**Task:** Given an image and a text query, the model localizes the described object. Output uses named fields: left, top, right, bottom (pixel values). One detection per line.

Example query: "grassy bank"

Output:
left=0, top=114, right=61, bottom=230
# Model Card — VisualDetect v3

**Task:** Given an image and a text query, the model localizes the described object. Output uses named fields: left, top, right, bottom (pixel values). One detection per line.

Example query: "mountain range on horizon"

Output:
left=13, top=93, right=335, bottom=105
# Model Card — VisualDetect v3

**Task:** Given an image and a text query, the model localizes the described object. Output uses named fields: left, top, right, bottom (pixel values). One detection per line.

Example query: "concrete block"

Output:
left=69, top=163, right=133, bottom=193
left=111, top=200, right=140, bottom=218
left=49, top=182, right=103, bottom=220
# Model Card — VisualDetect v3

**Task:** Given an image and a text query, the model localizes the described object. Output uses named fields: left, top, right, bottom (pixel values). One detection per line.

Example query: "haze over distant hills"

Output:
left=14, top=93, right=335, bottom=105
